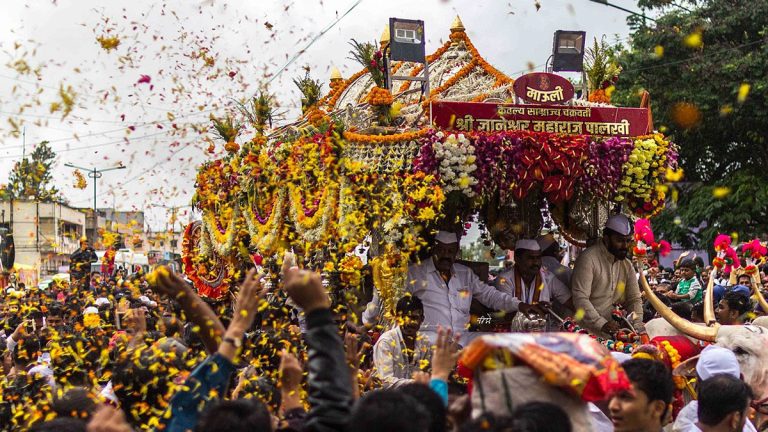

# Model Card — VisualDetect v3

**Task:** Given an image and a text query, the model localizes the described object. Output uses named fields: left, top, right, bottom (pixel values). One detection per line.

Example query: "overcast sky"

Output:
left=0, top=0, right=639, bottom=230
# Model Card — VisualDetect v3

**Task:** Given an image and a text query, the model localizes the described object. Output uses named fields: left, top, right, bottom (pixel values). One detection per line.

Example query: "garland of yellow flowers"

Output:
left=660, top=340, right=686, bottom=390
left=202, top=203, right=240, bottom=256
left=617, top=133, right=671, bottom=216
left=371, top=245, right=410, bottom=322
left=243, top=186, right=286, bottom=254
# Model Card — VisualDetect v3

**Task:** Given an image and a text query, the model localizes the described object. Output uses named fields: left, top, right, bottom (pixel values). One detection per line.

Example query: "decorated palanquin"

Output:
left=182, top=16, right=678, bottom=306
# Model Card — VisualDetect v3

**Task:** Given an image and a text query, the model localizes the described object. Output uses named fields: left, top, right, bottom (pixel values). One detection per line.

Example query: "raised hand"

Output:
left=432, top=326, right=460, bottom=381
left=283, top=268, right=330, bottom=313
left=279, top=349, right=304, bottom=413
left=230, top=268, right=268, bottom=331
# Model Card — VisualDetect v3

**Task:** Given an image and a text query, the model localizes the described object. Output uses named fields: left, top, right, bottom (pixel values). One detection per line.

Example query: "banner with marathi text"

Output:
left=430, top=101, right=651, bottom=137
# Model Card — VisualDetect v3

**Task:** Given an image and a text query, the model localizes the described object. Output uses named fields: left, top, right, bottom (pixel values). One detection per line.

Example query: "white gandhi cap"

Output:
left=515, top=239, right=540, bottom=251
left=696, top=345, right=740, bottom=380
left=605, top=214, right=632, bottom=236
left=435, top=231, right=458, bottom=244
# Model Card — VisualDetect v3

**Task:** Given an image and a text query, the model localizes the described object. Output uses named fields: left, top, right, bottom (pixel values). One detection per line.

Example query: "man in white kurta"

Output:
left=373, top=294, right=431, bottom=388
left=364, top=231, right=518, bottom=344
left=495, top=239, right=572, bottom=312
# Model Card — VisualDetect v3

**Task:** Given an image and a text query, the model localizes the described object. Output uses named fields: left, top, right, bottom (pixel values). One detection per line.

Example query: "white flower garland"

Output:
left=432, top=132, right=478, bottom=197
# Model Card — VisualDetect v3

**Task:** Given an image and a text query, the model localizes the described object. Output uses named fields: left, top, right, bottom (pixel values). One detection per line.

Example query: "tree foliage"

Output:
left=614, top=0, right=768, bottom=183
left=654, top=173, right=768, bottom=250
left=614, top=0, right=768, bottom=248
left=2, top=141, right=59, bottom=201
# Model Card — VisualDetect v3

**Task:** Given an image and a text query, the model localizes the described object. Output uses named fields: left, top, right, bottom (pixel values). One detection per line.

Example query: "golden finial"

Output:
left=380, top=24, right=391, bottom=47
left=450, top=15, right=465, bottom=33
left=329, top=66, right=343, bottom=81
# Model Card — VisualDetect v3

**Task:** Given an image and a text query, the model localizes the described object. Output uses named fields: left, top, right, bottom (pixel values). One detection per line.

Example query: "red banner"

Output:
left=430, top=101, right=651, bottom=137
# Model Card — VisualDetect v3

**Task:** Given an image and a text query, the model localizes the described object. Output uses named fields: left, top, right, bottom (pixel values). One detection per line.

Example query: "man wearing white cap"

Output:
left=363, top=230, right=519, bottom=344
left=673, top=345, right=757, bottom=432
left=536, top=233, right=572, bottom=288
left=571, top=214, right=645, bottom=336
left=495, top=239, right=572, bottom=318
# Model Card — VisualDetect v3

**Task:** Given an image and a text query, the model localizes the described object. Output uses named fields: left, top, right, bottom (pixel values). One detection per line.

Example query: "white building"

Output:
left=0, top=200, right=87, bottom=276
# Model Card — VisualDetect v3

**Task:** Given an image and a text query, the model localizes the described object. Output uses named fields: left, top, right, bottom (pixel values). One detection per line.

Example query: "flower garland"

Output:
left=288, top=182, right=338, bottom=244
left=243, top=187, right=286, bottom=254
left=617, top=134, right=675, bottom=216
left=582, top=136, right=633, bottom=200
left=202, top=203, right=240, bottom=256
left=431, top=132, right=478, bottom=198
left=510, top=131, right=586, bottom=203
left=660, top=340, right=686, bottom=390
left=371, top=245, right=410, bottom=322
left=181, top=221, right=229, bottom=300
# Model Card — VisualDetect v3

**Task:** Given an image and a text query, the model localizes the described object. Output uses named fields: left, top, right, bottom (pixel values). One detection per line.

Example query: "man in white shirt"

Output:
left=673, top=345, right=757, bottom=432
left=373, top=295, right=432, bottom=388
left=363, top=231, right=519, bottom=344
left=495, top=239, right=573, bottom=316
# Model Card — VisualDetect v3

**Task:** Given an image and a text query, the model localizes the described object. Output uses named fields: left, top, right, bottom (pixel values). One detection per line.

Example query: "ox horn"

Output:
left=638, top=264, right=718, bottom=342
left=703, top=268, right=717, bottom=325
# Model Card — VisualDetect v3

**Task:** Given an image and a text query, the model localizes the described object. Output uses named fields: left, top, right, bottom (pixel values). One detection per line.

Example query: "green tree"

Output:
left=4, top=141, right=59, bottom=201
left=614, top=0, right=768, bottom=248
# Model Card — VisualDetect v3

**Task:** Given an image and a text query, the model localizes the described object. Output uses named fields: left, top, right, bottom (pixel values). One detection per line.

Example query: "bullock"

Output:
left=640, top=267, right=768, bottom=429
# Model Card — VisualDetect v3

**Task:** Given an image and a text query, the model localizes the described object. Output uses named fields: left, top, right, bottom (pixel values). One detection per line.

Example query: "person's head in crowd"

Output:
left=603, top=215, right=632, bottom=260
left=713, top=285, right=727, bottom=305
left=609, top=358, right=673, bottom=432
left=51, top=387, right=99, bottom=421
left=400, top=383, right=447, bottom=432
left=111, top=342, right=191, bottom=428
left=349, top=389, right=431, bottom=432
left=13, top=336, right=42, bottom=370
left=28, top=417, right=87, bottom=432
left=514, top=239, right=542, bottom=281
left=232, top=367, right=282, bottom=415
left=47, top=302, right=67, bottom=329
left=671, top=301, right=693, bottom=321
left=194, top=399, right=273, bottom=432
left=702, top=266, right=713, bottom=284
left=697, top=374, right=753, bottom=431
left=511, top=401, right=572, bottom=432
left=696, top=345, right=740, bottom=381
left=691, top=301, right=705, bottom=323
left=432, top=231, right=460, bottom=274
left=737, top=274, right=752, bottom=289
left=679, top=259, right=697, bottom=281
left=716, top=290, right=751, bottom=325
left=693, top=256, right=705, bottom=271
left=396, top=295, right=424, bottom=339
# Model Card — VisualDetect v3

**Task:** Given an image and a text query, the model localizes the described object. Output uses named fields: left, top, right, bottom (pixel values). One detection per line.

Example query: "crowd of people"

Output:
left=1, top=215, right=768, bottom=431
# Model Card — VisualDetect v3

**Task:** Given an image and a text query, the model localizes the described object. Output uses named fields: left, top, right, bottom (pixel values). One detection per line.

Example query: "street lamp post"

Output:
left=64, top=163, right=126, bottom=246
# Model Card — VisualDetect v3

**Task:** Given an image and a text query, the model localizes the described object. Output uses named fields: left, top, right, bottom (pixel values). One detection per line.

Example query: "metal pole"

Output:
left=93, top=168, right=97, bottom=245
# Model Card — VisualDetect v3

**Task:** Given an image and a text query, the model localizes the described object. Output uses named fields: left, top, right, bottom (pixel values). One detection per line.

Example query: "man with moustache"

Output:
left=571, top=215, right=645, bottom=337
left=363, top=231, right=519, bottom=344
